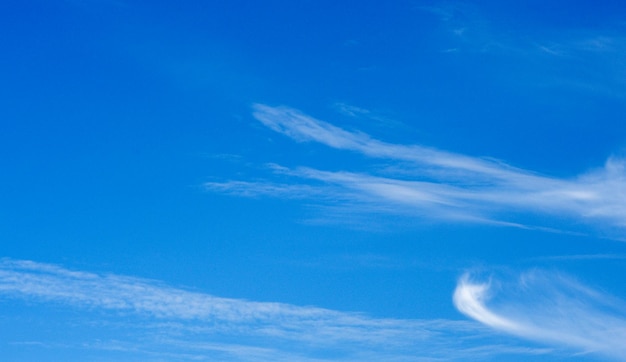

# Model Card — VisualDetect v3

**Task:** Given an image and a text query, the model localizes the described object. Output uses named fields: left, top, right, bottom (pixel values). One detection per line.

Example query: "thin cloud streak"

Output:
left=204, top=181, right=323, bottom=199
left=252, top=103, right=537, bottom=183
left=0, top=258, right=541, bottom=361
left=454, top=270, right=626, bottom=360
left=220, top=104, right=626, bottom=230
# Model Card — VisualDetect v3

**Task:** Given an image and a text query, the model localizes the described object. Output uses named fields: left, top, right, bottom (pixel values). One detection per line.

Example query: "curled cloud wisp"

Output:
left=454, top=270, right=626, bottom=359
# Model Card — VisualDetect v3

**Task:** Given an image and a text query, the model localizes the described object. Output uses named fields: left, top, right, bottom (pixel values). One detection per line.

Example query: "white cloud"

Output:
left=209, top=105, right=626, bottom=231
left=0, top=258, right=544, bottom=361
left=454, top=270, right=626, bottom=360
left=252, top=104, right=533, bottom=182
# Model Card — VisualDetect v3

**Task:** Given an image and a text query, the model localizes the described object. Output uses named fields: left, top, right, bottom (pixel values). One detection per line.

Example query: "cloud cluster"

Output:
left=206, top=104, right=626, bottom=358
left=207, top=104, right=626, bottom=231
left=454, top=270, right=626, bottom=360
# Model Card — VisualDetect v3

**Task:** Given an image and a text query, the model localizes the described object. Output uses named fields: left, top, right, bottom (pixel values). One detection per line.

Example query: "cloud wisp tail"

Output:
left=454, top=270, right=626, bottom=360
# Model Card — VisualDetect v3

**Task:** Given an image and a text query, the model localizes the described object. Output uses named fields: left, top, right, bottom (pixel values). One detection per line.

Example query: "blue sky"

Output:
left=2, top=0, right=626, bottom=360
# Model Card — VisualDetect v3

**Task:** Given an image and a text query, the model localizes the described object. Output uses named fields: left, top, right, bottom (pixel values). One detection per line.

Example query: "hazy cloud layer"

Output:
left=0, top=258, right=545, bottom=361
left=420, top=2, right=626, bottom=97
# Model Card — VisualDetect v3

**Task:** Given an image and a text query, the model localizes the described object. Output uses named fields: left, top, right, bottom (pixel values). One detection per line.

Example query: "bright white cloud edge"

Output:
left=454, top=270, right=626, bottom=360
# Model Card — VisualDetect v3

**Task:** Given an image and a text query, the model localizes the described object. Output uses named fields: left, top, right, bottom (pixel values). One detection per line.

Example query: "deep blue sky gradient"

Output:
left=2, top=1, right=626, bottom=361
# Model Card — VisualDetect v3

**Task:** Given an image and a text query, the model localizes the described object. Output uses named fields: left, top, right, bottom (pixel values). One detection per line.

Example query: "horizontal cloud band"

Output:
left=208, top=104, right=626, bottom=231
left=0, top=258, right=535, bottom=361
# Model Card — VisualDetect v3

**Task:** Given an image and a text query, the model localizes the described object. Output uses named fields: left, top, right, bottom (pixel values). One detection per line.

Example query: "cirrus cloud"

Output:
left=207, top=104, right=626, bottom=233
left=454, top=269, right=626, bottom=360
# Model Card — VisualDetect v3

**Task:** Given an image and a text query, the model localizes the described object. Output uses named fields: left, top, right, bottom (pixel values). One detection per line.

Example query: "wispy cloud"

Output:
left=420, top=2, right=626, bottom=97
left=252, top=104, right=530, bottom=180
left=207, top=104, right=626, bottom=232
left=0, top=258, right=544, bottom=361
left=454, top=269, right=626, bottom=360
left=332, top=102, right=405, bottom=131
left=204, top=180, right=323, bottom=199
